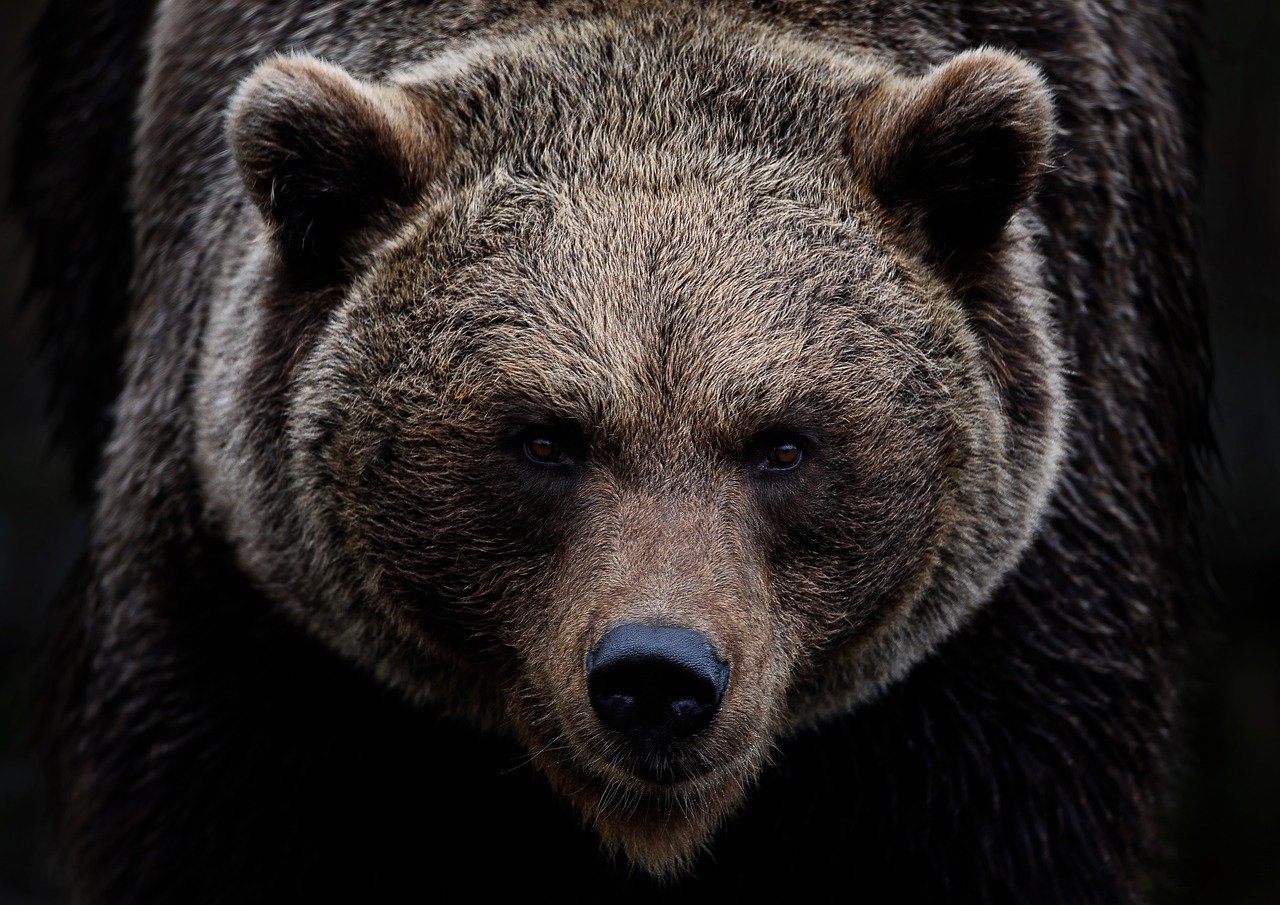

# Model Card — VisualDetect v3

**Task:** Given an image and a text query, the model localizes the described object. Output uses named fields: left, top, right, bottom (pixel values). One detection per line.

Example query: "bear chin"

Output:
left=534, top=746, right=761, bottom=876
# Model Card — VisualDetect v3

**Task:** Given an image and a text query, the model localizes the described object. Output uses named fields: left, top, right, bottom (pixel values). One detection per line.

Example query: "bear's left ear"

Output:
left=228, top=54, right=440, bottom=280
left=850, top=49, right=1054, bottom=266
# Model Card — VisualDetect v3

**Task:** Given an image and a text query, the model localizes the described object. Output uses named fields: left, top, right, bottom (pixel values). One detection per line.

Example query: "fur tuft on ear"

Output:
left=228, top=54, right=440, bottom=279
left=850, top=49, right=1054, bottom=263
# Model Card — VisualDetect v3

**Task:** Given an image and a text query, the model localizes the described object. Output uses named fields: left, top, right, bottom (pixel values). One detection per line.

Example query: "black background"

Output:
left=0, top=2, right=1276, bottom=901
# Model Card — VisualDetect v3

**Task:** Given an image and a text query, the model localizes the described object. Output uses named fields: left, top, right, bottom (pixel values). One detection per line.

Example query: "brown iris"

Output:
left=524, top=436, right=563, bottom=464
left=765, top=442, right=803, bottom=471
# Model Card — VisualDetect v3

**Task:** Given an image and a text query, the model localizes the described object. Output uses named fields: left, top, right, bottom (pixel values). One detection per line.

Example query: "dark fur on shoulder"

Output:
left=13, top=0, right=156, bottom=497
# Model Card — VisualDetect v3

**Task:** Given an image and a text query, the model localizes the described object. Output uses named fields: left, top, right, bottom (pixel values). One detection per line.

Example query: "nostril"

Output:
left=586, top=624, right=729, bottom=743
left=589, top=658, right=718, bottom=732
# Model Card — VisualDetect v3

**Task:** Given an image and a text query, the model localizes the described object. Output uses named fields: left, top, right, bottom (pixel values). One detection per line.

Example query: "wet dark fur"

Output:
left=16, top=0, right=1208, bottom=901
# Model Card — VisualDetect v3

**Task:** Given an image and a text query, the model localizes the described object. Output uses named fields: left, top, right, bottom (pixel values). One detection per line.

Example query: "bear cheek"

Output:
left=777, top=418, right=949, bottom=632
left=368, top=453, right=561, bottom=615
left=296, top=369, right=550, bottom=652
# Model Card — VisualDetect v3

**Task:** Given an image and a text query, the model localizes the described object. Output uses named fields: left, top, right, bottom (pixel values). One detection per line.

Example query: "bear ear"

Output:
left=228, top=54, right=440, bottom=280
left=850, top=49, right=1054, bottom=265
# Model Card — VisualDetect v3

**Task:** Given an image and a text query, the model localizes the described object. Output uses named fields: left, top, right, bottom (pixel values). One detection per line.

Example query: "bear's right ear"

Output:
left=849, top=50, right=1054, bottom=269
left=228, top=55, right=440, bottom=280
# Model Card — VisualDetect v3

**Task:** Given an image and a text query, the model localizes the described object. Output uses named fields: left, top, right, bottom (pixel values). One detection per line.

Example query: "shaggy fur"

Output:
left=16, top=0, right=1207, bottom=901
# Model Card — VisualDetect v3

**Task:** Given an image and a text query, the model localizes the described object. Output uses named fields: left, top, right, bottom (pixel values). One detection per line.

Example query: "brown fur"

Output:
left=18, top=0, right=1206, bottom=897
left=196, top=9, right=1065, bottom=871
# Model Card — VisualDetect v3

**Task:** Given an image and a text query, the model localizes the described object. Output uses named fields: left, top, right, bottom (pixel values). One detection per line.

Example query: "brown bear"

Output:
left=16, top=0, right=1208, bottom=901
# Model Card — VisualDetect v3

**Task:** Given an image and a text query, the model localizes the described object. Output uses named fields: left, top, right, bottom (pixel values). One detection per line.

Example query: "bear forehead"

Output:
left=398, top=12, right=890, bottom=176
left=341, top=180, right=951, bottom=444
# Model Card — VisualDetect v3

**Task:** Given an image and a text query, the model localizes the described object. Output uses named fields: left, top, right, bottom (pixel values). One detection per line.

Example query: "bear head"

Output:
left=198, top=15, right=1065, bottom=874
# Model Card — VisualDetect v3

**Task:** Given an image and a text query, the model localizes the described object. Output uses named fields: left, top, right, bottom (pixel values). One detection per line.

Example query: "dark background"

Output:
left=0, top=2, right=1276, bottom=902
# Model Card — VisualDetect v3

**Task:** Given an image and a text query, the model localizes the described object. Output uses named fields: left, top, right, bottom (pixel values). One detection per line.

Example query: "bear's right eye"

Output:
left=764, top=442, right=803, bottom=471
left=524, top=435, right=566, bottom=465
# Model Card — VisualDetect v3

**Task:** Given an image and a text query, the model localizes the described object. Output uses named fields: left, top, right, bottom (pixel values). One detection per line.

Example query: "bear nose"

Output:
left=586, top=624, right=729, bottom=744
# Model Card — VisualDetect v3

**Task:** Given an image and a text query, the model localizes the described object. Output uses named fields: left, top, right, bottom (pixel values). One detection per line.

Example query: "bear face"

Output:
left=198, top=18, right=1065, bottom=873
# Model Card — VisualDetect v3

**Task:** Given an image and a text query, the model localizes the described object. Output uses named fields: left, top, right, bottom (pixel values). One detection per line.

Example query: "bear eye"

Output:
left=524, top=435, right=568, bottom=466
left=515, top=424, right=584, bottom=470
left=765, top=443, right=803, bottom=471
left=751, top=432, right=809, bottom=476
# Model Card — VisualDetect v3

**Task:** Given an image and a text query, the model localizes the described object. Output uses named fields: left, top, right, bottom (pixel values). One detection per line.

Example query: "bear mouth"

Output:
left=529, top=715, right=749, bottom=796
left=559, top=716, right=767, bottom=798
left=597, top=739, right=720, bottom=785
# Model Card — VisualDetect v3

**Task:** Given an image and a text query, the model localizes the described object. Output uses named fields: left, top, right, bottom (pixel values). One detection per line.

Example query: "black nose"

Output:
left=587, top=624, right=729, bottom=744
